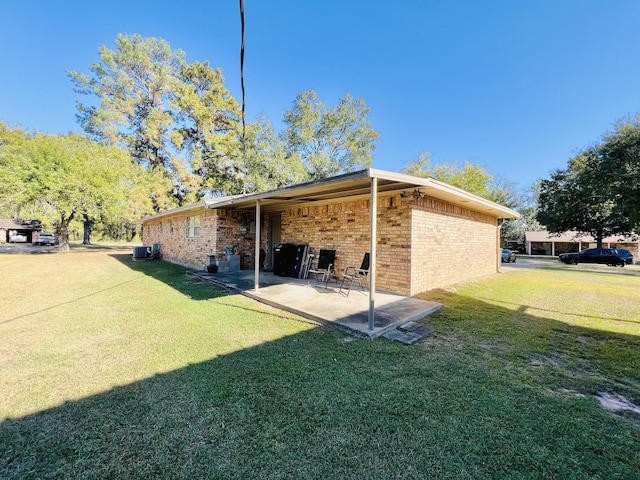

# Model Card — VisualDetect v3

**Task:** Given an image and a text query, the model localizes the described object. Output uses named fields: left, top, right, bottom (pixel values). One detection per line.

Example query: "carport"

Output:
left=0, top=218, right=42, bottom=243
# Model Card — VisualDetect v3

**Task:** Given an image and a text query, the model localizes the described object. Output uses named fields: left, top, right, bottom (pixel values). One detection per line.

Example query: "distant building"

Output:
left=0, top=219, right=42, bottom=243
left=524, top=231, right=639, bottom=258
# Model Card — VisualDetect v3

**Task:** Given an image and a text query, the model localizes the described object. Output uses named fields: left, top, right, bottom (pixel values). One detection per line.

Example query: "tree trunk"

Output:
left=596, top=229, right=603, bottom=248
left=58, top=211, right=75, bottom=252
left=59, top=219, right=71, bottom=252
left=83, top=215, right=93, bottom=245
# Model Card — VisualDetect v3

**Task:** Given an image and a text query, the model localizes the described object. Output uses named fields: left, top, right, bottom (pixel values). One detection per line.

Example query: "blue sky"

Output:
left=2, top=1, right=639, bottom=192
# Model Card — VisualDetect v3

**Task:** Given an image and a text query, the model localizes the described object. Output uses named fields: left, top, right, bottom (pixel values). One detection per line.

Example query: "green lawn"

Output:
left=1, top=250, right=639, bottom=479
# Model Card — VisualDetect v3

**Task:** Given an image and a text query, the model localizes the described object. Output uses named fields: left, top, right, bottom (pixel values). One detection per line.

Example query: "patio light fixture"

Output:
left=400, top=189, right=424, bottom=200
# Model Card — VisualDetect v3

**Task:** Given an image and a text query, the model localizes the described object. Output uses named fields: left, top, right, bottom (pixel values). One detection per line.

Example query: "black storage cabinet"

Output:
left=273, top=243, right=297, bottom=276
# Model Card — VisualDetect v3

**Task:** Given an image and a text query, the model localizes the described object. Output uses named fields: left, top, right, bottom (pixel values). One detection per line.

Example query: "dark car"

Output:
left=558, top=248, right=626, bottom=267
left=616, top=248, right=634, bottom=265
left=501, top=248, right=516, bottom=263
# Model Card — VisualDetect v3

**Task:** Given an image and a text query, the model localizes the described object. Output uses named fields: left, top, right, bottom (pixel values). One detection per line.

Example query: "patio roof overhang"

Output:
left=200, top=168, right=518, bottom=332
left=203, top=168, right=520, bottom=219
left=135, top=169, right=519, bottom=333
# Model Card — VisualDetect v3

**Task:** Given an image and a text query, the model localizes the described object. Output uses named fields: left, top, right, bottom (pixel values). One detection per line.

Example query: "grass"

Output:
left=1, top=249, right=640, bottom=479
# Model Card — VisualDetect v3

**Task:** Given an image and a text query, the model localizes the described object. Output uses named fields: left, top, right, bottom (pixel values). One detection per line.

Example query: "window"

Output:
left=187, top=216, right=200, bottom=237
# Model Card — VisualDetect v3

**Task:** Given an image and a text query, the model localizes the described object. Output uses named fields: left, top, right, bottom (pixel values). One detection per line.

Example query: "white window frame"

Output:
left=187, top=216, right=200, bottom=238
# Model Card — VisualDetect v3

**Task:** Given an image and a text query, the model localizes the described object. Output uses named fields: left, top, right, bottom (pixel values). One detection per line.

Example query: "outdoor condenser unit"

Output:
left=133, top=246, right=150, bottom=260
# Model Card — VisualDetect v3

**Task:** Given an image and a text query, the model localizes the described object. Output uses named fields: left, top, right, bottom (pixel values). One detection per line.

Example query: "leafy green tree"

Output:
left=0, top=122, right=31, bottom=217
left=70, top=36, right=382, bottom=200
left=284, top=90, right=379, bottom=179
left=0, top=128, right=149, bottom=250
left=69, top=34, right=182, bottom=170
left=537, top=147, right=633, bottom=247
left=240, top=115, right=308, bottom=193
left=171, top=60, right=242, bottom=200
left=69, top=34, right=242, bottom=205
left=404, top=151, right=519, bottom=207
left=501, top=181, right=542, bottom=244
left=596, top=117, right=640, bottom=229
left=404, top=151, right=523, bottom=244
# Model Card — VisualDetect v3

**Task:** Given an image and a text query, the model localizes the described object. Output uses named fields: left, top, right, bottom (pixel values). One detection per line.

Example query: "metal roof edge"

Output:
left=368, top=168, right=430, bottom=186
left=136, top=168, right=520, bottom=223
left=203, top=169, right=372, bottom=210
left=424, top=177, right=520, bottom=219
left=370, top=168, right=518, bottom=218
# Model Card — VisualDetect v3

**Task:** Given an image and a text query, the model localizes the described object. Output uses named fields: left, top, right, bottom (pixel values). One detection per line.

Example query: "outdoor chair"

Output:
left=339, top=252, right=370, bottom=296
left=307, top=249, right=336, bottom=286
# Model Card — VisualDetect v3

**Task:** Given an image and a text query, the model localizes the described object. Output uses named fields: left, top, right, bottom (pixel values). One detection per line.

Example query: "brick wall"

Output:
left=279, top=194, right=499, bottom=296
left=142, top=194, right=501, bottom=295
left=410, top=196, right=498, bottom=296
left=142, top=207, right=256, bottom=270
left=214, top=210, right=257, bottom=269
left=280, top=195, right=412, bottom=295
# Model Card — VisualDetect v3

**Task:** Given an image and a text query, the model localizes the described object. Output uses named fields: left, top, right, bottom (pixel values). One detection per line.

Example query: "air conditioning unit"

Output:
left=133, top=246, right=151, bottom=260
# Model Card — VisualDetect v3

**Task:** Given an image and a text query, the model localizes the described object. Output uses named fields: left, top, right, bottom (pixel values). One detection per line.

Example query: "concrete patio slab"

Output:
left=188, top=270, right=442, bottom=338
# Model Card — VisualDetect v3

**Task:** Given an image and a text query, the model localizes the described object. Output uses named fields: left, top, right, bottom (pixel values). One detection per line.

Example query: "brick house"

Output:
left=137, top=169, right=519, bottom=297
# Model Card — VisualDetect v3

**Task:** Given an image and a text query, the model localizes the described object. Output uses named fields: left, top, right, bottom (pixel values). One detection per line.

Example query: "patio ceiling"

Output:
left=204, top=168, right=519, bottom=219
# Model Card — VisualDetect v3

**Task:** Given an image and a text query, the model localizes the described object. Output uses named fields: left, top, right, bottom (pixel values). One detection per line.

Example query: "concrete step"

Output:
left=382, top=321, right=434, bottom=345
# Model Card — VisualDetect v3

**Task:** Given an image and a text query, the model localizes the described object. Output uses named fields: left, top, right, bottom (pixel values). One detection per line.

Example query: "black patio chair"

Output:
left=339, top=252, right=370, bottom=296
left=307, top=249, right=336, bottom=286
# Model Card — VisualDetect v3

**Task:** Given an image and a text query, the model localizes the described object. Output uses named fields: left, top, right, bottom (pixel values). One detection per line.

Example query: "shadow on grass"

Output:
left=109, top=253, right=318, bottom=326
left=477, top=298, right=640, bottom=327
left=109, top=253, right=229, bottom=302
left=68, top=242, right=138, bottom=252
left=0, top=254, right=234, bottom=326
left=2, top=286, right=640, bottom=478
left=523, top=261, right=640, bottom=278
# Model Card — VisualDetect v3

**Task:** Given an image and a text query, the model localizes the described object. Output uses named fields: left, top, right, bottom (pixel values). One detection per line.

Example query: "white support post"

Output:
left=368, top=177, right=377, bottom=331
left=254, top=200, right=261, bottom=291
left=497, top=219, right=503, bottom=271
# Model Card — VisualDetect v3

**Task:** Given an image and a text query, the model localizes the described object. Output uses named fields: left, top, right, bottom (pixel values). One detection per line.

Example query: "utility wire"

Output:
left=239, top=0, right=247, bottom=194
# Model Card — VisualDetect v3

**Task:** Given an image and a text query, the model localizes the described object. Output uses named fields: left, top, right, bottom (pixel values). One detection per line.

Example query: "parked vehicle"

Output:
left=616, top=248, right=634, bottom=265
left=558, top=248, right=627, bottom=267
left=9, top=233, right=27, bottom=243
left=501, top=248, right=516, bottom=263
left=36, top=233, right=57, bottom=246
